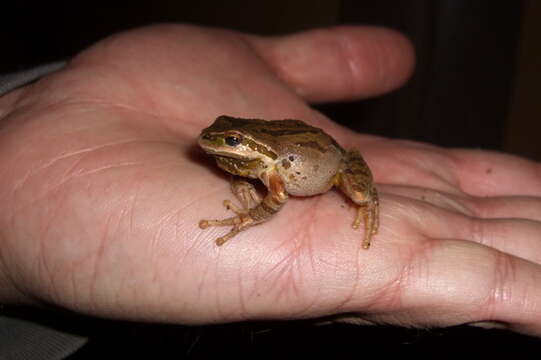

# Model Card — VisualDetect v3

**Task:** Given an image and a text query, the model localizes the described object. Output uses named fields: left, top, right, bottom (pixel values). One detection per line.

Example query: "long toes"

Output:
left=199, top=216, right=239, bottom=228
left=215, top=227, right=241, bottom=246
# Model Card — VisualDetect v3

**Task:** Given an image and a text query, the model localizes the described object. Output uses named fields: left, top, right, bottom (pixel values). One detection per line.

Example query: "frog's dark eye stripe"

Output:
left=225, top=134, right=242, bottom=146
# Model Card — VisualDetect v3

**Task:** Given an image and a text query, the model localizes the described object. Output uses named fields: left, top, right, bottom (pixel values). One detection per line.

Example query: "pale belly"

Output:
left=277, top=153, right=341, bottom=196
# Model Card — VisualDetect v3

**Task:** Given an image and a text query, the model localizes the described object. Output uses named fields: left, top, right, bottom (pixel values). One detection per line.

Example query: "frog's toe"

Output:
left=199, top=220, right=210, bottom=229
left=223, top=200, right=247, bottom=215
left=215, top=227, right=241, bottom=246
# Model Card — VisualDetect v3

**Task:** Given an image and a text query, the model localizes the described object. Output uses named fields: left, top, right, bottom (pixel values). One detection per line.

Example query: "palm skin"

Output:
left=1, top=24, right=541, bottom=336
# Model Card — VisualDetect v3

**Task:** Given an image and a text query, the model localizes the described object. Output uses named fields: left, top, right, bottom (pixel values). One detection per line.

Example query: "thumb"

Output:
left=245, top=26, right=415, bottom=103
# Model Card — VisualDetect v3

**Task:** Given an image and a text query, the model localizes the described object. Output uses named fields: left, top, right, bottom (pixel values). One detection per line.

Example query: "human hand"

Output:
left=1, top=24, right=540, bottom=337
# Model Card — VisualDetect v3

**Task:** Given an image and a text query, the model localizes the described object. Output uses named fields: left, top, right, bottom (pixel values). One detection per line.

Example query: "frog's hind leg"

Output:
left=337, top=150, right=379, bottom=249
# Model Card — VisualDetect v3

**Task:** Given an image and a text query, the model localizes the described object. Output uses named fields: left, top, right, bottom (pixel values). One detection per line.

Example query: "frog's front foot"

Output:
left=199, top=179, right=263, bottom=245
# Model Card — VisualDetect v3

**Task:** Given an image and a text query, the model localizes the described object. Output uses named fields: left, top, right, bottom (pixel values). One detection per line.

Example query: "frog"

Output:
left=198, top=115, right=379, bottom=249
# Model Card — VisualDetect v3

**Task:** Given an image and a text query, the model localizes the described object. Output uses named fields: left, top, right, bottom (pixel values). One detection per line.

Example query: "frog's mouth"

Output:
left=201, top=147, right=248, bottom=160
left=214, top=155, right=263, bottom=177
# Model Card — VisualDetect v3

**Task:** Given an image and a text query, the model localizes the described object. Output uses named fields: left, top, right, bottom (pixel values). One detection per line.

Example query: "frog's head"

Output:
left=198, top=115, right=278, bottom=161
left=198, top=116, right=278, bottom=177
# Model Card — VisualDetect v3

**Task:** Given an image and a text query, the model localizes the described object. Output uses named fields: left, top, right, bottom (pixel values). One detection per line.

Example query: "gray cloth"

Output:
left=0, top=61, right=66, bottom=96
left=0, top=316, right=87, bottom=360
left=1, top=61, right=87, bottom=359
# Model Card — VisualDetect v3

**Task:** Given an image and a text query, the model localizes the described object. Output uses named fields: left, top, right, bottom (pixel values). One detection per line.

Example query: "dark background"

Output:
left=3, top=0, right=541, bottom=357
left=3, top=0, right=540, bottom=160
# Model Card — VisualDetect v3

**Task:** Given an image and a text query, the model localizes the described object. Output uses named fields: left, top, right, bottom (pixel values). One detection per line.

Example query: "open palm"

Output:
left=1, top=24, right=540, bottom=336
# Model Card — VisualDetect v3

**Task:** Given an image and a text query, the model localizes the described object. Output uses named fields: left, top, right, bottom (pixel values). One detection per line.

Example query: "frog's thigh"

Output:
left=337, top=150, right=379, bottom=248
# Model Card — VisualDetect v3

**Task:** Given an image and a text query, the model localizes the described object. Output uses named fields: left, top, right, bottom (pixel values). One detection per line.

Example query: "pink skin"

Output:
left=1, top=24, right=541, bottom=336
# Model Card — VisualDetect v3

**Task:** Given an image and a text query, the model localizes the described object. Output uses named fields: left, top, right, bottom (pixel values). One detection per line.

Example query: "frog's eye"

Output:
left=225, top=134, right=242, bottom=146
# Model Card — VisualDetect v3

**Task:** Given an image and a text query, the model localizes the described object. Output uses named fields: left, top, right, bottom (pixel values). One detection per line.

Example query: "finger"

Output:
left=244, top=26, right=415, bottom=103
left=380, top=185, right=475, bottom=215
left=382, top=184, right=541, bottom=222
left=384, top=194, right=541, bottom=265
left=379, top=240, right=541, bottom=337
left=450, top=149, right=541, bottom=197
left=468, top=195, right=541, bottom=222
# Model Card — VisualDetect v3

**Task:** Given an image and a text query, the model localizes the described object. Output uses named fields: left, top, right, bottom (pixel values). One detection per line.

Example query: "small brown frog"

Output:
left=198, top=115, right=379, bottom=249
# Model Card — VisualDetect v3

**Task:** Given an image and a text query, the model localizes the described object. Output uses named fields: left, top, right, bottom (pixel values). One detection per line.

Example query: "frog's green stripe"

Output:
left=293, top=140, right=326, bottom=153
left=257, top=128, right=321, bottom=137
left=244, top=139, right=277, bottom=159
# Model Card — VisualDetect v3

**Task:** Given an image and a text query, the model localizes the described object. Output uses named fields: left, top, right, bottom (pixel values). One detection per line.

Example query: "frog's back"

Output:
left=243, top=119, right=341, bottom=154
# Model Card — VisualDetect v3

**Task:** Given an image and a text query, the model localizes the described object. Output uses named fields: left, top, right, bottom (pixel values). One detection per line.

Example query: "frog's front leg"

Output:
left=336, top=150, right=379, bottom=249
left=222, top=178, right=262, bottom=214
left=199, top=171, right=288, bottom=246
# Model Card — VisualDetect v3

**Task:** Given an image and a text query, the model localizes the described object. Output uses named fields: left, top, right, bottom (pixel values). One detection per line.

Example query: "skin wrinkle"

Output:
left=194, top=254, right=212, bottom=314
left=425, top=185, right=472, bottom=215
left=285, top=212, right=322, bottom=317
left=10, top=140, right=184, bottom=231
left=396, top=140, right=459, bottom=180
left=35, top=179, right=68, bottom=305
left=482, top=249, right=519, bottom=323
left=260, top=199, right=331, bottom=317
left=38, top=186, right=88, bottom=308
left=363, top=238, right=424, bottom=315
left=37, top=224, right=56, bottom=303
left=0, top=98, right=74, bottom=139
left=264, top=233, right=317, bottom=316
left=236, top=264, right=248, bottom=320
left=11, top=138, right=147, bottom=193
left=417, top=158, right=461, bottom=195
left=467, top=213, right=488, bottom=248
left=147, top=207, right=188, bottom=305
left=432, top=190, right=474, bottom=217
left=112, top=186, right=158, bottom=316
left=87, top=210, right=116, bottom=312
left=213, top=251, right=228, bottom=321
left=447, top=151, right=478, bottom=197
left=264, top=242, right=302, bottom=302
left=380, top=151, right=457, bottom=196
left=10, top=161, right=142, bottom=217
left=393, top=185, right=475, bottom=217
left=473, top=195, right=541, bottom=220
left=27, top=79, right=197, bottom=133
left=328, top=220, right=364, bottom=314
